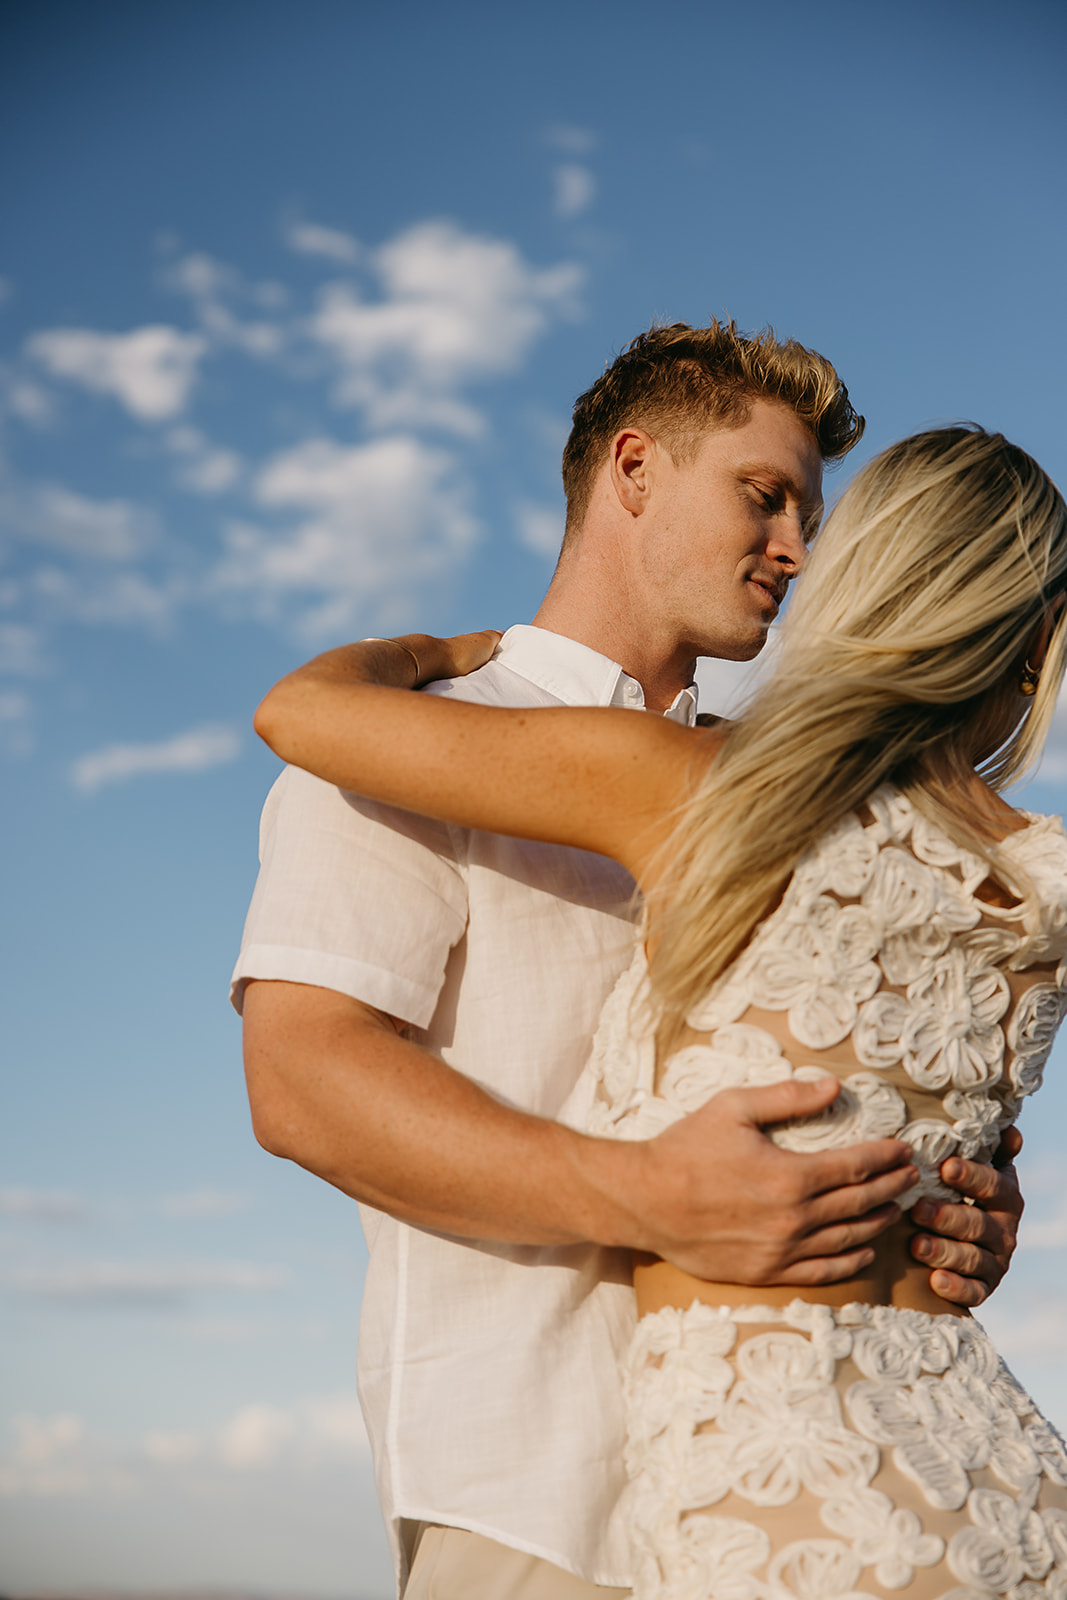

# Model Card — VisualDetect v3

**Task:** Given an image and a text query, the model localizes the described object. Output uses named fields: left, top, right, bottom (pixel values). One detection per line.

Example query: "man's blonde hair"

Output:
left=561, top=319, right=864, bottom=538
left=646, top=425, right=1067, bottom=1053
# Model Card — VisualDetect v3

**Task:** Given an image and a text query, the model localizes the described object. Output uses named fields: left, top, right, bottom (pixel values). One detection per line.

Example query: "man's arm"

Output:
left=244, top=979, right=924, bottom=1285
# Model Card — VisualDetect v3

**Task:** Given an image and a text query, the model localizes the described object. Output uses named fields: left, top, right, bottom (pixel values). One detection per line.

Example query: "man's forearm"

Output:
left=242, top=980, right=920, bottom=1284
left=244, top=979, right=638, bottom=1246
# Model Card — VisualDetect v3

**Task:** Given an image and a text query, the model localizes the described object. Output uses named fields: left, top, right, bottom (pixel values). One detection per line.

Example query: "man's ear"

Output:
left=610, top=428, right=657, bottom=516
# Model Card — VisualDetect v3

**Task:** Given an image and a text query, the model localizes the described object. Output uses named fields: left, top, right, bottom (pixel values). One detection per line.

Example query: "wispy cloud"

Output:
left=164, top=424, right=243, bottom=494
left=545, top=123, right=598, bottom=156
left=311, top=220, right=584, bottom=435
left=3, top=215, right=589, bottom=705
left=515, top=500, right=564, bottom=558
left=2, top=481, right=160, bottom=560
left=284, top=218, right=361, bottom=266
left=0, top=1394, right=369, bottom=1497
left=160, top=1188, right=251, bottom=1219
left=0, top=689, right=30, bottom=721
left=0, top=1413, right=95, bottom=1497
left=164, top=251, right=288, bottom=357
left=0, top=622, right=47, bottom=675
left=10, top=1259, right=287, bottom=1305
left=0, top=1187, right=87, bottom=1223
left=70, top=723, right=241, bottom=793
left=213, top=434, right=479, bottom=638
left=28, top=325, right=207, bottom=421
left=552, top=163, right=596, bottom=219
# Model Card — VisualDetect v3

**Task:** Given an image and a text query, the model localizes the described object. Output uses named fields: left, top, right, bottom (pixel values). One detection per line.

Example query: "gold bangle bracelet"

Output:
left=363, top=637, right=421, bottom=685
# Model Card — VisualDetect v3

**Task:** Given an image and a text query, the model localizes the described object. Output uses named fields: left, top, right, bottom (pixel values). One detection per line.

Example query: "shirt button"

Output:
left=624, top=682, right=641, bottom=701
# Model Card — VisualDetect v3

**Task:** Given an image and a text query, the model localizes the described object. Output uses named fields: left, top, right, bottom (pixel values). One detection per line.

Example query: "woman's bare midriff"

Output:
left=633, top=1212, right=970, bottom=1322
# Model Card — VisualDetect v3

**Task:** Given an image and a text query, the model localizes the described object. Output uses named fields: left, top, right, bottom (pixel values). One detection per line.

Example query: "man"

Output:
left=234, top=322, right=1022, bottom=1599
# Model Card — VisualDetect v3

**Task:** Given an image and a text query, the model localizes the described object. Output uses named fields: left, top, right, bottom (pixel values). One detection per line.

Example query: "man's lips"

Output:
left=749, top=575, right=785, bottom=609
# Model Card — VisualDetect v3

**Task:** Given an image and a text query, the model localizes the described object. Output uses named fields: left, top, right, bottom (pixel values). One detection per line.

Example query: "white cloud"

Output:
left=515, top=500, right=564, bottom=559
left=553, top=162, right=596, bottom=219
left=10, top=1413, right=82, bottom=1465
left=545, top=123, right=598, bottom=155
left=213, top=433, right=479, bottom=638
left=165, top=251, right=286, bottom=358
left=0, top=689, right=30, bottom=721
left=217, top=1394, right=369, bottom=1471
left=311, top=220, right=583, bottom=434
left=160, top=1188, right=250, bottom=1219
left=11, top=1259, right=287, bottom=1304
left=0, top=1414, right=92, bottom=1497
left=165, top=424, right=243, bottom=494
left=0, top=1187, right=86, bottom=1222
left=28, top=325, right=206, bottom=421
left=0, top=622, right=46, bottom=674
left=285, top=219, right=361, bottom=265
left=3, top=376, right=54, bottom=425
left=30, top=566, right=183, bottom=629
left=218, top=1403, right=295, bottom=1468
left=142, top=1428, right=200, bottom=1465
left=2, top=481, right=159, bottom=560
left=70, top=723, right=241, bottom=793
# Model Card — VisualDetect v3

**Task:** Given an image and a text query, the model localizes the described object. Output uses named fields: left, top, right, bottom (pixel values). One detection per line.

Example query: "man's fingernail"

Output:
left=912, top=1235, right=933, bottom=1260
left=942, top=1159, right=962, bottom=1183
left=912, top=1199, right=933, bottom=1223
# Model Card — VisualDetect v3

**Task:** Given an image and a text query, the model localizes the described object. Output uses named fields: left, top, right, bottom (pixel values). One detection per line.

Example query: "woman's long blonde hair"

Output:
left=647, top=425, right=1067, bottom=1050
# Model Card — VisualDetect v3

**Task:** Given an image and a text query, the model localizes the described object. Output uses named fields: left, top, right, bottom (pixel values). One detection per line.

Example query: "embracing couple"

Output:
left=232, top=322, right=1067, bottom=1600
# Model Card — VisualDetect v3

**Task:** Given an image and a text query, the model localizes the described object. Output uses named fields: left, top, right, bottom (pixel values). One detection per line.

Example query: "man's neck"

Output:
left=531, top=584, right=696, bottom=715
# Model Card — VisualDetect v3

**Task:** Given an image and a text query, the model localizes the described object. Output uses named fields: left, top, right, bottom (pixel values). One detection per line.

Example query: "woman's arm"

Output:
left=254, top=632, right=721, bottom=884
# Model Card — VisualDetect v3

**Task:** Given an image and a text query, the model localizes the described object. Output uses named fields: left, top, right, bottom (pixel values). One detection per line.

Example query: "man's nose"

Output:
left=768, top=514, right=807, bottom=574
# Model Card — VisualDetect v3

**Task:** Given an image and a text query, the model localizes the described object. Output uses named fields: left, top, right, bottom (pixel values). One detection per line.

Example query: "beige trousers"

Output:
left=405, top=1525, right=631, bottom=1599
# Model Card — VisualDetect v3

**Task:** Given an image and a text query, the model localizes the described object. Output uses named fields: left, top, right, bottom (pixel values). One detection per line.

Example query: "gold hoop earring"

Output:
left=1020, top=658, right=1041, bottom=697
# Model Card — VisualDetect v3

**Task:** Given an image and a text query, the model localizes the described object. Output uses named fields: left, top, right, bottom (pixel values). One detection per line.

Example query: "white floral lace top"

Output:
left=562, top=786, right=1067, bottom=1600
left=563, top=785, right=1067, bottom=1207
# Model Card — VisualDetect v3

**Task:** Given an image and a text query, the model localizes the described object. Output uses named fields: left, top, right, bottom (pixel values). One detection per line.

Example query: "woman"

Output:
left=255, top=425, right=1067, bottom=1600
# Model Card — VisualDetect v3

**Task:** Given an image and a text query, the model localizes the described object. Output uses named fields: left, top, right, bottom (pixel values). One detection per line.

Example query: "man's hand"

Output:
left=908, top=1127, right=1024, bottom=1308
left=621, top=1076, right=919, bottom=1284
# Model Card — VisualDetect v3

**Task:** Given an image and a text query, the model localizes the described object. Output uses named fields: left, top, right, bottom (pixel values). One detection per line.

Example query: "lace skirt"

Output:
left=619, top=1299, right=1067, bottom=1600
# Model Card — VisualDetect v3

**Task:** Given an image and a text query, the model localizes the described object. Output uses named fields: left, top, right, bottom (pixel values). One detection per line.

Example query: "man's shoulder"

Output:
left=424, top=655, right=567, bottom=710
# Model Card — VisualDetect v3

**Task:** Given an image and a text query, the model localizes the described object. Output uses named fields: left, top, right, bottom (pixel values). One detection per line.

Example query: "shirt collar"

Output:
left=496, top=624, right=698, bottom=726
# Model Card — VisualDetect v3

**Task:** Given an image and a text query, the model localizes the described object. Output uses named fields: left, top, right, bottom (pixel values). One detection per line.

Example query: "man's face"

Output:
left=637, top=398, right=824, bottom=662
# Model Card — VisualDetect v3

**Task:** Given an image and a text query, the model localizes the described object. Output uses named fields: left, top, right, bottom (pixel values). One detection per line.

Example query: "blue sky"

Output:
left=2, top=1, right=1067, bottom=1594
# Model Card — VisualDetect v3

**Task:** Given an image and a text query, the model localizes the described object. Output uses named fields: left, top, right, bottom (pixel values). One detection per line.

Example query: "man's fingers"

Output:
left=735, top=1074, right=841, bottom=1127
left=994, top=1124, right=1023, bottom=1167
left=927, top=1268, right=988, bottom=1309
left=795, top=1203, right=902, bottom=1259
left=939, top=1156, right=1024, bottom=1214
left=802, top=1139, right=917, bottom=1197
left=910, top=1233, right=988, bottom=1277
left=912, top=1196, right=1009, bottom=1251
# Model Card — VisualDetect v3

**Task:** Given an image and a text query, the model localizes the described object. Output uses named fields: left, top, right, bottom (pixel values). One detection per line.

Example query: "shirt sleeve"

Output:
left=229, top=764, right=468, bottom=1028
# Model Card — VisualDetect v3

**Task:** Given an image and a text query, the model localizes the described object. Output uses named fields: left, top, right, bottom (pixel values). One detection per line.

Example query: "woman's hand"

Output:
left=380, top=630, right=503, bottom=687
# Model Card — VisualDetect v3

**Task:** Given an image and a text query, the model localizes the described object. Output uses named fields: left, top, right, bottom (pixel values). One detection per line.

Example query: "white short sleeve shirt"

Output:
left=231, top=625, right=697, bottom=1590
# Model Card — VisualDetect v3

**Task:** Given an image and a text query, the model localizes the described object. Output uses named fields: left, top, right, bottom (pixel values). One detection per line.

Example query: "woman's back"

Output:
left=565, top=782, right=1067, bottom=1318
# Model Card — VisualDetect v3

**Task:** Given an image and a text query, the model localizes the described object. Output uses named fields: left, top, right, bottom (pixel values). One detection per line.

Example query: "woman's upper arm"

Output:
left=259, top=678, right=721, bottom=881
